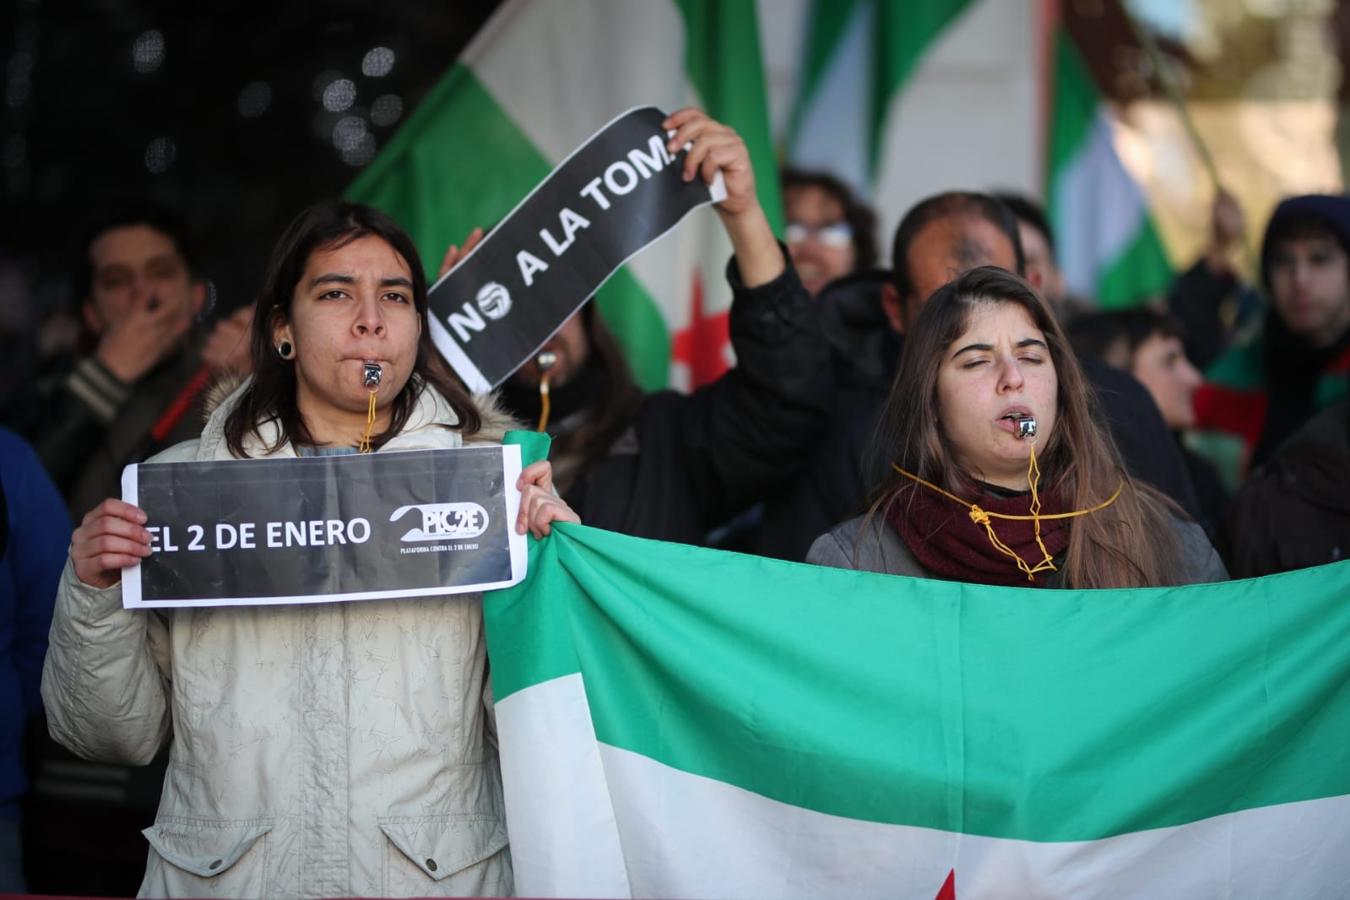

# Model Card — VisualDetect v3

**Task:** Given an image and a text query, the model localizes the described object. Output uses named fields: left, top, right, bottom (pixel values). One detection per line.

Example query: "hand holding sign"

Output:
left=73, top=498, right=152, bottom=589
left=664, top=108, right=756, bottom=216
left=664, top=107, right=784, bottom=289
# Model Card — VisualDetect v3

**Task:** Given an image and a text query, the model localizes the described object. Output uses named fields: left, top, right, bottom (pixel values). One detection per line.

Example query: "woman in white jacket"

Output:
left=41, top=200, right=577, bottom=898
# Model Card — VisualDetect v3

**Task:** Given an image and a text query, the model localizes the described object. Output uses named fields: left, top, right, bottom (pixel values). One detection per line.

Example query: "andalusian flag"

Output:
left=348, top=0, right=782, bottom=391
left=1046, top=23, right=1173, bottom=307
left=787, top=0, right=975, bottom=191
left=787, top=0, right=1173, bottom=308
left=488, top=524, right=1350, bottom=898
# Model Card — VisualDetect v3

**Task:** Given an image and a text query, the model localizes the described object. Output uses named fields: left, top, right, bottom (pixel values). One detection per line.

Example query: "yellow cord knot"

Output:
left=892, top=443, right=1123, bottom=583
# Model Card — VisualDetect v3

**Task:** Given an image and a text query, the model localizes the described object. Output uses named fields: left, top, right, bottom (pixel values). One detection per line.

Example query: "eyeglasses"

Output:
left=785, top=221, right=853, bottom=249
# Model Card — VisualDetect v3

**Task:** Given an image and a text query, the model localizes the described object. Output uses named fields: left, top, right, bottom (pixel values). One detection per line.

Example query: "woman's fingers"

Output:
left=82, top=497, right=147, bottom=527
left=515, top=485, right=580, bottom=538
left=514, top=461, right=580, bottom=537
left=72, top=499, right=152, bottom=587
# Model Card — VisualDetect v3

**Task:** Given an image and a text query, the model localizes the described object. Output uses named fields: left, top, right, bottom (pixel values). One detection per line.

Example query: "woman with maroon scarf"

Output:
left=807, top=266, right=1226, bottom=588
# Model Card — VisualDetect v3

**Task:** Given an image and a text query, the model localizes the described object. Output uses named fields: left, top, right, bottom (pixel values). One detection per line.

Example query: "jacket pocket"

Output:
left=141, top=816, right=273, bottom=897
left=379, top=814, right=511, bottom=897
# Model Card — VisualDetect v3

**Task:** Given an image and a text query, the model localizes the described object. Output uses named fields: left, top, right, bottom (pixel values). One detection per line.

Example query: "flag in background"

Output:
left=783, top=0, right=1174, bottom=308
left=348, top=0, right=782, bottom=392
left=787, top=0, right=975, bottom=192
left=487, top=519, right=1350, bottom=899
left=1046, top=7, right=1174, bottom=307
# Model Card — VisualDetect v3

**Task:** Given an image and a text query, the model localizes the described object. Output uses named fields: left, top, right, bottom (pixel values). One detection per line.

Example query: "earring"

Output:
left=277, top=340, right=294, bottom=359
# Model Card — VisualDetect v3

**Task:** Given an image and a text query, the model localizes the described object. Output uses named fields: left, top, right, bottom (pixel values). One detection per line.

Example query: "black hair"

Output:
left=1065, top=307, right=1185, bottom=365
left=890, top=191, right=1026, bottom=303
left=781, top=167, right=880, bottom=269
left=75, top=200, right=201, bottom=300
left=224, top=199, right=481, bottom=456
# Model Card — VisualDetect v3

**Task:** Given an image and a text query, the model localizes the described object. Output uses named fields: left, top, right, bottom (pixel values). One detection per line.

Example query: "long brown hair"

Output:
left=867, top=266, right=1185, bottom=588
left=549, top=304, right=644, bottom=490
left=224, top=200, right=481, bottom=457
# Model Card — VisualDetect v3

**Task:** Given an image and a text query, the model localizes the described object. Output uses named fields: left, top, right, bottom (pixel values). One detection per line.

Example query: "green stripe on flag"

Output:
left=487, top=524, right=1350, bottom=843
left=787, top=0, right=863, bottom=153
left=348, top=66, right=673, bottom=389
left=870, top=0, right=973, bottom=178
left=675, top=0, right=784, bottom=235
left=1096, top=217, right=1173, bottom=307
left=1045, top=29, right=1095, bottom=190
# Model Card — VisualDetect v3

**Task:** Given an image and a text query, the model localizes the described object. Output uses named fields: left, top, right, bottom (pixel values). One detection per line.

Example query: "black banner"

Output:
left=120, top=446, right=525, bottom=608
left=427, top=106, right=724, bottom=392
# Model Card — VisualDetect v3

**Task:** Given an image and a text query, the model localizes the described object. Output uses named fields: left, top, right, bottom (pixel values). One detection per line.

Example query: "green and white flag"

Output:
left=487, top=523, right=1350, bottom=898
left=1046, top=26, right=1173, bottom=307
left=787, top=0, right=975, bottom=191
left=786, top=0, right=1173, bottom=307
left=348, top=0, right=781, bottom=392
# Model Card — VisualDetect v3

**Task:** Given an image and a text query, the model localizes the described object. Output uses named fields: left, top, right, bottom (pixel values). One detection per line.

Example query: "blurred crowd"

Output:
left=1, top=150, right=1348, bottom=893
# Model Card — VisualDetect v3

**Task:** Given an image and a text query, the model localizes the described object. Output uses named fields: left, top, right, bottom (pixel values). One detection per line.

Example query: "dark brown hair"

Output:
left=868, top=266, right=1186, bottom=588
left=549, top=304, right=645, bottom=490
left=224, top=200, right=480, bottom=457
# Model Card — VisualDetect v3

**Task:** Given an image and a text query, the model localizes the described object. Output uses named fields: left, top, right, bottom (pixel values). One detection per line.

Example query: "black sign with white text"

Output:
left=120, top=446, right=526, bottom=608
left=427, top=106, right=725, bottom=392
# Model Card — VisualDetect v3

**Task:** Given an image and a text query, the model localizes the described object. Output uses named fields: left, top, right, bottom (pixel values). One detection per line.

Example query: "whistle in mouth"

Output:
left=362, top=362, right=382, bottom=388
left=1013, top=415, right=1037, bottom=439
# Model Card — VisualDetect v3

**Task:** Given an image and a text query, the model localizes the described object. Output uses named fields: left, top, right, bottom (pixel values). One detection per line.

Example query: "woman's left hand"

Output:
left=516, top=460, right=580, bottom=537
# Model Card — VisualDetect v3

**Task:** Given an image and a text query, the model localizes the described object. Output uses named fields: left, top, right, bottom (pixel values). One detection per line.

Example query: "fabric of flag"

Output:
left=1045, top=24, right=1173, bottom=307
left=788, top=0, right=974, bottom=191
left=486, top=522, right=1350, bottom=899
left=347, top=0, right=782, bottom=392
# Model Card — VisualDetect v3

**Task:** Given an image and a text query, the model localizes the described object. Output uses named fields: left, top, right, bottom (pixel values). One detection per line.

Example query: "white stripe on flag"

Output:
left=1053, top=112, right=1149, bottom=299
left=496, top=673, right=630, bottom=898
left=500, top=676, right=1350, bottom=899
left=789, top=1, right=873, bottom=192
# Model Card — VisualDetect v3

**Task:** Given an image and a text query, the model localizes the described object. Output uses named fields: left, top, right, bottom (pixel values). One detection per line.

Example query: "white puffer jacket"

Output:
left=41, top=381, right=517, bottom=899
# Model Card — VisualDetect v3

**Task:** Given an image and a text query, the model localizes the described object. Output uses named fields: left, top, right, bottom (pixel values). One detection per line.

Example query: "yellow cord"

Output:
left=537, top=374, right=552, bottom=433
left=357, top=390, right=377, bottom=453
left=891, top=445, right=1123, bottom=582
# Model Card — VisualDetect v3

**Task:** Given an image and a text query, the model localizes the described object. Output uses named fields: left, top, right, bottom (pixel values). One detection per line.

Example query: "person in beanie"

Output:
left=1191, top=194, right=1350, bottom=486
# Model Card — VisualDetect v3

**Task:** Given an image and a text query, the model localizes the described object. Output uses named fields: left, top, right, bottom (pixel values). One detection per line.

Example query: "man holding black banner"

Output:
left=449, top=109, right=832, bottom=545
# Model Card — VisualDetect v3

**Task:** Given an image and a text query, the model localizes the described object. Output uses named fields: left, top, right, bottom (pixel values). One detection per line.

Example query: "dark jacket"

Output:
left=551, top=258, right=831, bottom=544
left=1220, top=399, right=1350, bottom=577
left=3, top=341, right=209, bottom=521
left=754, top=270, right=1203, bottom=561
left=1167, top=259, right=1262, bottom=371
left=0, top=428, right=70, bottom=821
left=807, top=511, right=1228, bottom=585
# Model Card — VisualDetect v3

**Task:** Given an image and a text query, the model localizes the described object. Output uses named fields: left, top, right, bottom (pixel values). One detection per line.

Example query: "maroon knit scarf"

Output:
left=884, top=482, right=1070, bottom=587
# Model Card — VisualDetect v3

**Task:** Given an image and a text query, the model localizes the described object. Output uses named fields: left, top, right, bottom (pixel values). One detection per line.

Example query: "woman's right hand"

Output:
left=72, top=498, right=152, bottom=589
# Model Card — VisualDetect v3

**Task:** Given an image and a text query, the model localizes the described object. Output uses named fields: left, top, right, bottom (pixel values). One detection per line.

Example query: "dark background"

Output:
left=0, top=0, right=499, bottom=333
left=1, top=5, right=503, bottom=893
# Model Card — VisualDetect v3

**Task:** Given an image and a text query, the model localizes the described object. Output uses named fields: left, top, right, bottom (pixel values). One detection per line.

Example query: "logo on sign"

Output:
left=476, top=282, right=512, bottom=320
left=389, top=503, right=490, bottom=542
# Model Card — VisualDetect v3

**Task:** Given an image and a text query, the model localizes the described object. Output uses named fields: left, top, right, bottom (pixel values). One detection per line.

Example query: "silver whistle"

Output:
left=1013, top=415, right=1037, bottom=440
left=362, top=362, right=382, bottom=388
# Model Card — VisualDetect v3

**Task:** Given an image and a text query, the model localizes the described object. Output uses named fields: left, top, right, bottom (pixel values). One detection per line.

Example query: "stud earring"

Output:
left=277, top=340, right=294, bottom=359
